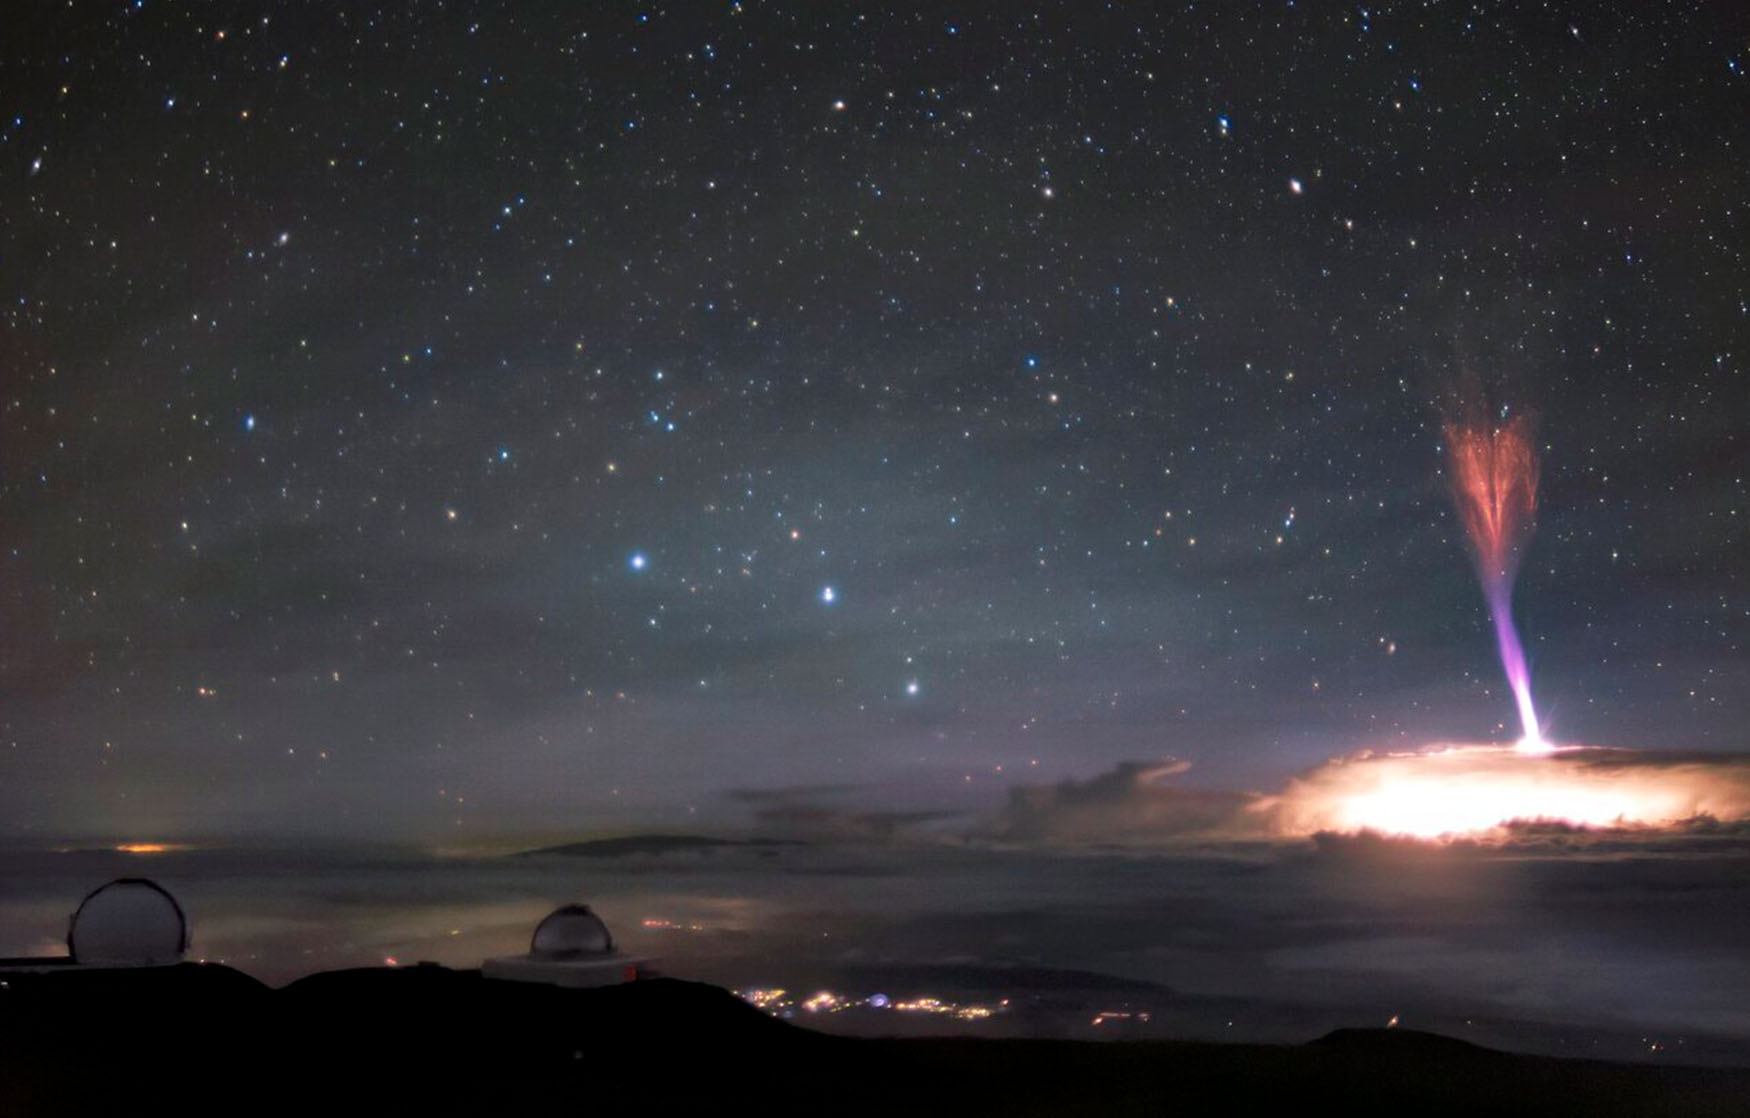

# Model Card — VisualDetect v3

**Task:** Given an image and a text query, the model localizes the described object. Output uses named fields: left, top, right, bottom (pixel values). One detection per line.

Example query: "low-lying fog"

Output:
left=4, top=837, right=1747, bottom=1066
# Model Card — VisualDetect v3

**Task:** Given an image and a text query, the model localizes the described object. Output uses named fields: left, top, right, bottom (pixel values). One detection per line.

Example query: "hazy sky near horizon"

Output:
left=1, top=2, right=1743, bottom=839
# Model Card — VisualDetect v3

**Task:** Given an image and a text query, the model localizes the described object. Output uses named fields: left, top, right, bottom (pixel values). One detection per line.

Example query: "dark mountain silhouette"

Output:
left=1, top=963, right=1745, bottom=1116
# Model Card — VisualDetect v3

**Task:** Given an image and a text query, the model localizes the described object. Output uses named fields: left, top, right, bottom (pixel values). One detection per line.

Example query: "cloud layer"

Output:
left=985, top=748, right=1750, bottom=846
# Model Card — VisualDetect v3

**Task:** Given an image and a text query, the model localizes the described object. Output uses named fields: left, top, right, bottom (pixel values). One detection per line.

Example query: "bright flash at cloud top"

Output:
left=1266, top=745, right=1750, bottom=840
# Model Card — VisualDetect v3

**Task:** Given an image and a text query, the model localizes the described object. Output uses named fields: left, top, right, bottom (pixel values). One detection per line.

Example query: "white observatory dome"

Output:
left=530, top=904, right=615, bottom=958
left=485, top=902, right=651, bottom=987
left=68, top=878, right=189, bottom=966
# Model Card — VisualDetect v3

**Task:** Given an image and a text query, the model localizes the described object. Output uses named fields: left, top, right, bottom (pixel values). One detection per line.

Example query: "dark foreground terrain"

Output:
left=1, top=964, right=1745, bottom=1117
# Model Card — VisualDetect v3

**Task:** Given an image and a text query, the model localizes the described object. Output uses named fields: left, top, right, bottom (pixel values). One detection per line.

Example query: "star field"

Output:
left=0, top=1, right=1744, bottom=837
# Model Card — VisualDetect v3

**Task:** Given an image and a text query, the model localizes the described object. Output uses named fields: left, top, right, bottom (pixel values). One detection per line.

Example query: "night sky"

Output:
left=2, top=2, right=1743, bottom=839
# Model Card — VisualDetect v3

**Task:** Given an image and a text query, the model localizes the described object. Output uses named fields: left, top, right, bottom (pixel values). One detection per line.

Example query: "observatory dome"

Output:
left=485, top=902, right=650, bottom=988
left=68, top=878, right=188, bottom=966
left=530, top=904, right=615, bottom=958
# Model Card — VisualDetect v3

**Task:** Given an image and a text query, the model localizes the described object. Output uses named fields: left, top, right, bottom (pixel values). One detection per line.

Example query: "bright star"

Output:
left=905, top=680, right=920, bottom=696
left=630, top=552, right=648, bottom=571
left=820, top=585, right=836, bottom=604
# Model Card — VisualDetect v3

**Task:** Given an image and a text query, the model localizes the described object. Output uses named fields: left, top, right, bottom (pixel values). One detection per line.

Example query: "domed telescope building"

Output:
left=69, top=878, right=190, bottom=966
left=482, top=904, right=652, bottom=989
left=0, top=878, right=190, bottom=972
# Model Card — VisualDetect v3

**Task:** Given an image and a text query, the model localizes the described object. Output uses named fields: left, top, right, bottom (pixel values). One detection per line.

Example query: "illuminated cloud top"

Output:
left=1264, top=745, right=1750, bottom=841
left=990, top=749, right=1750, bottom=847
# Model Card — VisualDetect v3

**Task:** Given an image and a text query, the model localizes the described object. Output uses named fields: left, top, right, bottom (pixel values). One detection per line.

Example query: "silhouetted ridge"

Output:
left=2, top=963, right=1747, bottom=1116
left=1311, top=1026, right=1496, bottom=1056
